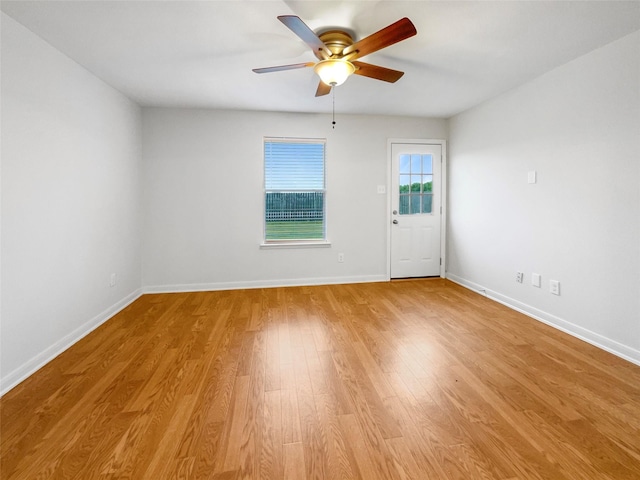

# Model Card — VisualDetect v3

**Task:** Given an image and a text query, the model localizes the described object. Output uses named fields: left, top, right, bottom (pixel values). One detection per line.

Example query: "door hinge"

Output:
left=440, top=258, right=442, bottom=266
left=440, top=206, right=442, bottom=214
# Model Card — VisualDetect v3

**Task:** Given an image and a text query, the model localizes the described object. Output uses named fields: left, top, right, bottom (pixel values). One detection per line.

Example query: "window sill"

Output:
left=260, top=241, right=332, bottom=249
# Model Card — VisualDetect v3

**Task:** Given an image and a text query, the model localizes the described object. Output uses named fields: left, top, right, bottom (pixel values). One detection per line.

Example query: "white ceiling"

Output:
left=2, top=0, right=639, bottom=118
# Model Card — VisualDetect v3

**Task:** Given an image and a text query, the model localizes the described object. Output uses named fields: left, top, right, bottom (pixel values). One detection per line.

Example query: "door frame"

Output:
left=386, top=138, right=447, bottom=280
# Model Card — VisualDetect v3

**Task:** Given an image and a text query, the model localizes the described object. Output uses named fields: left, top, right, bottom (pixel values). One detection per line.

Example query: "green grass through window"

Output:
left=265, top=220, right=324, bottom=240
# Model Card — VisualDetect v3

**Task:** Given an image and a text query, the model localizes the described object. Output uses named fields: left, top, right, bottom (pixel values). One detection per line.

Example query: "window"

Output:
left=398, top=153, right=433, bottom=215
left=264, top=138, right=326, bottom=243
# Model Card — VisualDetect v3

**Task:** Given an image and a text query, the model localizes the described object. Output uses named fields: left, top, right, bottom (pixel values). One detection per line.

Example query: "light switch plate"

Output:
left=528, top=171, right=537, bottom=184
left=377, top=185, right=386, bottom=194
left=532, top=273, right=541, bottom=287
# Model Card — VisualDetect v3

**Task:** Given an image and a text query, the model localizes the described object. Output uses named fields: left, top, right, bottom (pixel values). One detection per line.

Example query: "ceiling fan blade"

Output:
left=253, top=62, right=315, bottom=74
left=342, top=17, right=416, bottom=60
left=278, top=15, right=332, bottom=60
left=315, top=81, right=331, bottom=97
left=352, top=61, right=404, bottom=83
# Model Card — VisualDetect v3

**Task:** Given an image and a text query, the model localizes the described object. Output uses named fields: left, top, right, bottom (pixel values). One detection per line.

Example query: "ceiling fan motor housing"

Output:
left=318, top=30, right=355, bottom=57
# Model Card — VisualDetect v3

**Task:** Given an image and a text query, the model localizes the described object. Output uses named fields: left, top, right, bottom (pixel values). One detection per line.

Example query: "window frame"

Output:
left=261, top=137, right=330, bottom=248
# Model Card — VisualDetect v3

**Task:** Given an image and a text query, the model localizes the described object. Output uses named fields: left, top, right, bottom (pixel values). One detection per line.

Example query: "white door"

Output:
left=390, top=143, right=442, bottom=278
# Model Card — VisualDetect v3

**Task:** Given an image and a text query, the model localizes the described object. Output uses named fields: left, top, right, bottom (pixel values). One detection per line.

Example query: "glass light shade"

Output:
left=314, top=59, right=356, bottom=86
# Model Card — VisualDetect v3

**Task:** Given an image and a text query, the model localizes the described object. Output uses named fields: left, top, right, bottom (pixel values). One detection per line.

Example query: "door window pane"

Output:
left=422, top=155, right=433, bottom=174
left=399, top=155, right=410, bottom=174
left=411, top=154, right=422, bottom=173
left=398, top=153, right=435, bottom=215
left=423, top=175, right=433, bottom=192
left=410, top=195, right=421, bottom=214
left=399, top=175, right=410, bottom=194
left=399, top=195, right=410, bottom=215
left=410, top=176, right=422, bottom=192
left=422, top=194, right=433, bottom=213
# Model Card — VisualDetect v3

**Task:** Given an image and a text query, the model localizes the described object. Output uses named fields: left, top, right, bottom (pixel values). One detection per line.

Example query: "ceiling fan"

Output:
left=253, top=15, right=417, bottom=97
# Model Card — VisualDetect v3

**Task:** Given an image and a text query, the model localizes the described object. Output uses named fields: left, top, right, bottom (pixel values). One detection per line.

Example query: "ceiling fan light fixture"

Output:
left=314, top=59, right=355, bottom=86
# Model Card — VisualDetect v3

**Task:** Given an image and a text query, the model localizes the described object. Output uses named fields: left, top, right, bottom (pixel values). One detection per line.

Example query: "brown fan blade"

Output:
left=278, top=15, right=332, bottom=60
left=253, top=62, right=315, bottom=74
left=352, top=61, right=404, bottom=83
left=315, top=81, right=332, bottom=97
left=342, top=17, right=416, bottom=60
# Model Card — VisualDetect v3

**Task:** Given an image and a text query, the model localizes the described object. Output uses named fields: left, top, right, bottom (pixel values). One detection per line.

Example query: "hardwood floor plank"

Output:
left=206, top=326, right=246, bottom=424
left=238, top=330, right=267, bottom=479
left=318, top=351, right=354, bottom=415
left=260, top=390, right=283, bottom=480
left=218, top=375, right=250, bottom=473
left=302, top=333, right=330, bottom=396
left=142, top=393, right=199, bottom=479
left=476, top=347, right=584, bottom=421
left=264, top=321, right=281, bottom=392
left=3, top=279, right=640, bottom=479
left=518, top=408, right=616, bottom=479
left=448, top=363, right=545, bottom=453
left=384, top=436, right=423, bottom=480
left=190, top=421, right=224, bottom=480
left=350, top=338, right=396, bottom=401
left=279, top=363, right=302, bottom=445
left=283, top=442, right=305, bottom=480
left=338, top=414, right=379, bottom=480
left=383, top=396, right=450, bottom=479
left=277, top=320, right=293, bottom=367
left=298, top=390, right=329, bottom=479
left=396, top=398, right=470, bottom=479
left=314, top=393, right=357, bottom=479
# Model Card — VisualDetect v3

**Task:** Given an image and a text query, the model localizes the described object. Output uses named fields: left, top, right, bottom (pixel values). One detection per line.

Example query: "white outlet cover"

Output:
left=528, top=171, right=537, bottom=184
left=377, top=185, right=386, bottom=194
left=550, top=280, right=560, bottom=295
left=532, top=273, right=541, bottom=287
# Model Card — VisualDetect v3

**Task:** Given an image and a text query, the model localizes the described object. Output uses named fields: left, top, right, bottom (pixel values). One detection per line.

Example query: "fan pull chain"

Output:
left=332, top=86, right=336, bottom=129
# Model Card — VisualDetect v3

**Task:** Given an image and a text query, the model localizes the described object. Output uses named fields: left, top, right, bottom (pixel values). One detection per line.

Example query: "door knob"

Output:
left=393, top=219, right=398, bottom=224
left=392, top=210, right=398, bottom=215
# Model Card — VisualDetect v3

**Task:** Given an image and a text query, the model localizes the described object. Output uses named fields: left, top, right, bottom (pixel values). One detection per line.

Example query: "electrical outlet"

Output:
left=110, top=273, right=117, bottom=287
left=338, top=253, right=344, bottom=263
left=550, top=279, right=560, bottom=295
left=516, top=271, right=524, bottom=283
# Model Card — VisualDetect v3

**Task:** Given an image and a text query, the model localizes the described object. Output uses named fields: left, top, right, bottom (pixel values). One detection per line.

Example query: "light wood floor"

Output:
left=2, top=279, right=640, bottom=479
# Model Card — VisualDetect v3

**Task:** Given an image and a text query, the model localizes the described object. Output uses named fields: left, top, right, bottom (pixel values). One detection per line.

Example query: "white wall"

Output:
left=142, top=108, right=447, bottom=290
left=1, top=13, right=143, bottom=393
left=448, top=31, right=640, bottom=364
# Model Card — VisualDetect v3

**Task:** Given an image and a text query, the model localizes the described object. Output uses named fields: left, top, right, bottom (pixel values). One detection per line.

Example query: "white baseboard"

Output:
left=143, top=274, right=388, bottom=294
left=0, top=288, right=143, bottom=396
left=446, top=273, right=640, bottom=367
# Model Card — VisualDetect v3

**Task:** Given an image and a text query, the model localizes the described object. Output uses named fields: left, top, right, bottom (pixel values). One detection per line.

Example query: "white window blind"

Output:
left=264, top=138, right=326, bottom=242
